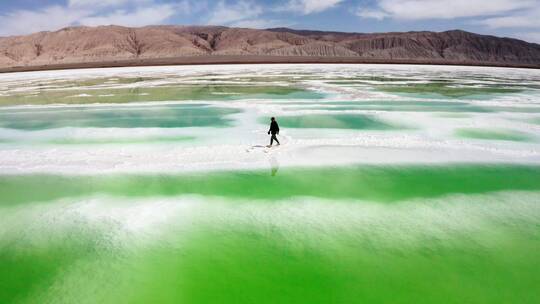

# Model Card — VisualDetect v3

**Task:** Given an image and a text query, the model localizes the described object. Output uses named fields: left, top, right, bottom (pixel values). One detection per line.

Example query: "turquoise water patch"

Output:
left=283, top=105, right=491, bottom=113
left=485, top=107, right=540, bottom=113
left=44, top=136, right=195, bottom=145
left=345, top=100, right=469, bottom=106
left=241, top=90, right=325, bottom=100
left=0, top=105, right=240, bottom=130
left=283, top=106, right=362, bottom=111
left=281, top=100, right=490, bottom=113
left=259, top=114, right=397, bottom=130
left=284, top=100, right=471, bottom=106
left=456, top=128, right=533, bottom=142
left=378, top=83, right=522, bottom=98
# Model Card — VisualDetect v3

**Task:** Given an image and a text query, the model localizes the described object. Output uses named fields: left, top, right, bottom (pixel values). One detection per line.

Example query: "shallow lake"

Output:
left=1, top=64, right=539, bottom=303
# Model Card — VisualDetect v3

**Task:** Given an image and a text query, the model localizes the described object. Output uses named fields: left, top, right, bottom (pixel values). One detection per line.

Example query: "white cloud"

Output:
left=80, top=4, right=179, bottom=27
left=357, top=0, right=536, bottom=20
left=206, top=1, right=263, bottom=25
left=478, top=7, right=540, bottom=29
left=0, top=5, right=90, bottom=36
left=205, top=1, right=287, bottom=29
left=68, top=0, right=151, bottom=8
left=0, top=1, right=189, bottom=36
left=355, top=8, right=388, bottom=20
left=280, top=0, right=343, bottom=15
left=354, top=0, right=540, bottom=45
left=480, top=16, right=540, bottom=29
left=230, top=19, right=285, bottom=29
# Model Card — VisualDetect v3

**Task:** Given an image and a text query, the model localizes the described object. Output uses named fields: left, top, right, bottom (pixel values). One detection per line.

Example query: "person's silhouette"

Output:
left=267, top=117, right=280, bottom=146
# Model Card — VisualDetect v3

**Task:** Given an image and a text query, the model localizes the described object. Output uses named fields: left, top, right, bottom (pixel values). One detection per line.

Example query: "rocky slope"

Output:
left=0, top=25, right=539, bottom=69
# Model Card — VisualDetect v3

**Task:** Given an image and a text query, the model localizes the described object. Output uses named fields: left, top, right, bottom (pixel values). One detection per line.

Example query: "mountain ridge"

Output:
left=0, top=25, right=539, bottom=71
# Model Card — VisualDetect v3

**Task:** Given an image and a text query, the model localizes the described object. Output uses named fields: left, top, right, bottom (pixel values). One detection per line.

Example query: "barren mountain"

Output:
left=0, top=25, right=539, bottom=71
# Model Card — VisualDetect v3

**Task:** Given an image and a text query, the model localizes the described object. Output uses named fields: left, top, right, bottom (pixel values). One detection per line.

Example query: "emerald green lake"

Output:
left=1, top=64, right=539, bottom=304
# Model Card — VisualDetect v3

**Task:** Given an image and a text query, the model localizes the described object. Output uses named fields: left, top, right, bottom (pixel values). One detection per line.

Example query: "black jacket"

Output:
left=269, top=121, right=280, bottom=134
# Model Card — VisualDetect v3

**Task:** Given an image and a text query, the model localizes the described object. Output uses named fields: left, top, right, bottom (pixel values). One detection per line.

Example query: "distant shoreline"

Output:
left=1, top=55, right=539, bottom=74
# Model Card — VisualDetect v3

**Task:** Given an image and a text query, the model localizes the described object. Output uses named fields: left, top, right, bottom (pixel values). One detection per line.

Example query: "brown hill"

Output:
left=0, top=25, right=539, bottom=71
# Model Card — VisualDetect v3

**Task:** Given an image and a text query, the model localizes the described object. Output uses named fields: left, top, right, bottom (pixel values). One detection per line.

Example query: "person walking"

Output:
left=267, top=117, right=280, bottom=146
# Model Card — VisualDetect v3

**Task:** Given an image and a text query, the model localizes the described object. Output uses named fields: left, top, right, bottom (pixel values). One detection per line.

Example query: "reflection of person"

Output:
left=267, top=117, right=280, bottom=146
left=269, top=156, right=279, bottom=176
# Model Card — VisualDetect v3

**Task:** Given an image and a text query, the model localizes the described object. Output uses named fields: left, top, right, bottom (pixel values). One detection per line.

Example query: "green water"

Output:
left=73, top=76, right=158, bottom=86
left=284, top=105, right=491, bottom=113
left=0, top=85, right=321, bottom=106
left=281, top=100, right=493, bottom=113
left=259, top=114, right=397, bottom=130
left=1, top=77, right=158, bottom=91
left=485, top=107, right=540, bottom=113
left=331, top=101, right=470, bottom=106
left=1, top=65, right=540, bottom=304
left=456, top=128, right=533, bottom=142
left=46, top=136, right=195, bottom=145
left=378, top=83, right=522, bottom=98
left=2, top=165, right=540, bottom=205
left=0, top=105, right=240, bottom=130
left=325, top=76, right=413, bottom=84
left=0, top=136, right=195, bottom=145
left=1, top=165, right=540, bottom=303
left=137, top=206, right=538, bottom=304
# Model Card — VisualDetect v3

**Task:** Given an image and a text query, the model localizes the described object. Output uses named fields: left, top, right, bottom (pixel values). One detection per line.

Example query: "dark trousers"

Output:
left=270, top=133, right=280, bottom=145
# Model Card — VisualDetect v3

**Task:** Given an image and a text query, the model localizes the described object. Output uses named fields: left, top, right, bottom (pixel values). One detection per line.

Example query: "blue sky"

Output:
left=0, top=0, right=539, bottom=43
